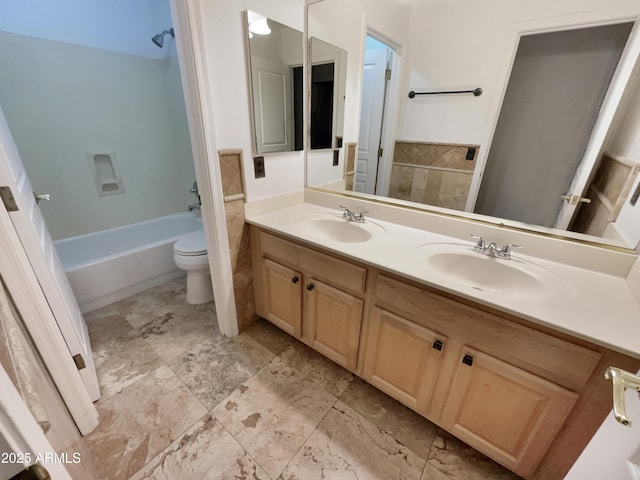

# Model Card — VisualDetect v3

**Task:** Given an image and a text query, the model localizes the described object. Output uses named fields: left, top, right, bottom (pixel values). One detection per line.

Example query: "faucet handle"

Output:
left=339, top=205, right=352, bottom=219
left=500, top=243, right=522, bottom=255
left=470, top=235, right=485, bottom=251
left=354, top=211, right=369, bottom=223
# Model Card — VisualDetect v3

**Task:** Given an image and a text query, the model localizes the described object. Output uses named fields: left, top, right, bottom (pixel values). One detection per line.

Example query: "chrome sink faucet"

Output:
left=470, top=235, right=521, bottom=260
left=340, top=205, right=368, bottom=223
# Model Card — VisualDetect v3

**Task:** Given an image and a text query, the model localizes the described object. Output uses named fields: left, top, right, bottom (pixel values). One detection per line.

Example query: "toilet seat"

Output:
left=174, top=229, right=207, bottom=256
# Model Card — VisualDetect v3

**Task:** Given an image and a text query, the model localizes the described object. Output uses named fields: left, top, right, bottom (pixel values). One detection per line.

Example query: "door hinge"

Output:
left=385, top=68, right=392, bottom=80
left=378, top=147, right=384, bottom=158
left=10, top=464, right=51, bottom=480
left=72, top=354, right=86, bottom=370
left=0, top=186, right=18, bottom=212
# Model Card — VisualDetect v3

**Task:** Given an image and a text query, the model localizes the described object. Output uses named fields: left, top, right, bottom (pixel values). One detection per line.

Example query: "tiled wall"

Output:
left=344, top=142, right=357, bottom=191
left=388, top=141, right=478, bottom=210
left=218, top=149, right=256, bottom=332
left=572, top=152, right=640, bottom=237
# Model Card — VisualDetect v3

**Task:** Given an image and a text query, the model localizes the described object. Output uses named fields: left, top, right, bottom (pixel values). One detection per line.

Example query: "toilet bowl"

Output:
left=173, top=229, right=214, bottom=304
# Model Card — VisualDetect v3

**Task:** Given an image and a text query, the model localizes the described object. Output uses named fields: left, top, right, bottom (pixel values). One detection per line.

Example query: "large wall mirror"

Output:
left=245, top=11, right=303, bottom=154
left=305, top=0, right=640, bottom=251
left=244, top=11, right=347, bottom=155
left=309, top=37, right=347, bottom=150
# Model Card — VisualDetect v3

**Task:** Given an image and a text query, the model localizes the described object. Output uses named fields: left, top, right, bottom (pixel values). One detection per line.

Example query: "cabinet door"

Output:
left=441, top=348, right=578, bottom=478
left=363, top=308, right=446, bottom=413
left=261, top=258, right=302, bottom=337
left=305, top=278, right=363, bottom=370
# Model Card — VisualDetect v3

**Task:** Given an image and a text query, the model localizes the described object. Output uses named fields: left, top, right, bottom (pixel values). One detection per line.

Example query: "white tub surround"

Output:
left=55, top=212, right=202, bottom=313
left=245, top=190, right=640, bottom=359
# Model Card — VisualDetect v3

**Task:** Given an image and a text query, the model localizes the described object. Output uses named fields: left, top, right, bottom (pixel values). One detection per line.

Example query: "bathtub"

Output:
left=55, top=212, right=203, bottom=313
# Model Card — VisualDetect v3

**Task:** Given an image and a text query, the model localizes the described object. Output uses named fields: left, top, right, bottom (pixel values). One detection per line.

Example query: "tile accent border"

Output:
left=218, top=149, right=256, bottom=332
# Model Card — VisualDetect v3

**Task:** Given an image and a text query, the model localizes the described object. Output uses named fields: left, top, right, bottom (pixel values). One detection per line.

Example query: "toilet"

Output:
left=173, top=229, right=214, bottom=304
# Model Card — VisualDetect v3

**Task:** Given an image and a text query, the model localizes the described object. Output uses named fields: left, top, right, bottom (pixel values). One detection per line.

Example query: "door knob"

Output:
left=34, top=193, right=51, bottom=204
left=560, top=194, right=591, bottom=206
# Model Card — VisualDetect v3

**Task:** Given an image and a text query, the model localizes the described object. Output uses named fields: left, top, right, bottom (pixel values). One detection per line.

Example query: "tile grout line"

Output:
left=275, top=392, right=340, bottom=479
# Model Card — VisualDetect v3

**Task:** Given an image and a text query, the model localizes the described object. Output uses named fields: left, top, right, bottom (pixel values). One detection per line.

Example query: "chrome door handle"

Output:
left=34, top=193, right=51, bottom=204
left=604, top=366, right=640, bottom=427
left=561, top=194, right=591, bottom=205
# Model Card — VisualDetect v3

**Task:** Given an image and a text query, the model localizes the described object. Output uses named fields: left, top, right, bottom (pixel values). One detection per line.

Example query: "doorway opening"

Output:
left=356, top=33, right=396, bottom=194
left=473, top=22, right=633, bottom=229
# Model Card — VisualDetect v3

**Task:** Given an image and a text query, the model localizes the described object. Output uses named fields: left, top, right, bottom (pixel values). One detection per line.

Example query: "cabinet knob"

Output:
left=291, top=276, right=299, bottom=284
left=432, top=340, right=443, bottom=351
left=462, top=354, right=474, bottom=366
left=306, top=283, right=315, bottom=291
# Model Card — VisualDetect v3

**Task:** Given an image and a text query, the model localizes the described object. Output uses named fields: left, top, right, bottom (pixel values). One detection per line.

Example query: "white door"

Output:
left=356, top=49, right=388, bottom=194
left=556, top=23, right=640, bottom=229
left=251, top=55, right=294, bottom=153
left=0, top=106, right=100, bottom=401
left=565, top=370, right=640, bottom=479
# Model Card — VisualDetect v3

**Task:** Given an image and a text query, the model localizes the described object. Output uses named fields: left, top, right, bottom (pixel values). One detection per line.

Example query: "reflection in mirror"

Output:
left=310, top=37, right=347, bottom=150
left=305, top=0, right=640, bottom=250
left=245, top=11, right=303, bottom=154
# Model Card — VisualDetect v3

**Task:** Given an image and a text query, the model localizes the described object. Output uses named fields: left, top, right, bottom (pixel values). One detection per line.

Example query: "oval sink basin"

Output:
left=415, top=243, right=574, bottom=302
left=291, top=214, right=386, bottom=243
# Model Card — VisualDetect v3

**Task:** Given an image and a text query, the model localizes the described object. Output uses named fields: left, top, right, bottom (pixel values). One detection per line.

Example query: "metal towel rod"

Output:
left=408, top=87, right=483, bottom=98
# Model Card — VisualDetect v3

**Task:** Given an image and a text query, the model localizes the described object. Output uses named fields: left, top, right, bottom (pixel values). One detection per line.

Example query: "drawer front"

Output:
left=260, top=231, right=367, bottom=294
left=375, top=274, right=601, bottom=390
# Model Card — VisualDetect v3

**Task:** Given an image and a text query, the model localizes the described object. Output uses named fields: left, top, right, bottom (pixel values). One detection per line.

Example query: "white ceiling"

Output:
left=0, top=0, right=174, bottom=59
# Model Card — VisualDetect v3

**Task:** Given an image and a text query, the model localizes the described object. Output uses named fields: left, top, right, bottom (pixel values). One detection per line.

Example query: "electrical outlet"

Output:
left=631, top=179, right=640, bottom=206
left=333, top=150, right=340, bottom=166
left=465, top=147, right=476, bottom=160
left=253, top=156, right=265, bottom=178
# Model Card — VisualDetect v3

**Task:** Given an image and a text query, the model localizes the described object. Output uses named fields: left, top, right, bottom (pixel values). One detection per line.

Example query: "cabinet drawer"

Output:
left=260, top=231, right=367, bottom=294
left=375, top=274, right=601, bottom=390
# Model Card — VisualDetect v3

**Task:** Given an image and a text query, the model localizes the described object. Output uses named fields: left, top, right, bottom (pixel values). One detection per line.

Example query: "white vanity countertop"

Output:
left=246, top=202, right=640, bottom=359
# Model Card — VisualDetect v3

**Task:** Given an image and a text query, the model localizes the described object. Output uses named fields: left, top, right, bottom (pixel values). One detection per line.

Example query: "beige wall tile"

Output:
left=219, top=150, right=255, bottom=332
left=219, top=150, right=244, bottom=197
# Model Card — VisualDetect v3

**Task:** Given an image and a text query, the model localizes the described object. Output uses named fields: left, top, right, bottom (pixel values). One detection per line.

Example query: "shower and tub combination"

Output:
left=55, top=211, right=204, bottom=313
left=53, top=27, right=216, bottom=313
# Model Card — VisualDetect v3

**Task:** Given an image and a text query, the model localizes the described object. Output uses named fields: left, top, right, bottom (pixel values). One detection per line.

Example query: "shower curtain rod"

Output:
left=408, top=87, right=482, bottom=98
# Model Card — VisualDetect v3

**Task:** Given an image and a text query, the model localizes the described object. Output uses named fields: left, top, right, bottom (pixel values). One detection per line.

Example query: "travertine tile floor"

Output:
left=84, top=277, right=522, bottom=480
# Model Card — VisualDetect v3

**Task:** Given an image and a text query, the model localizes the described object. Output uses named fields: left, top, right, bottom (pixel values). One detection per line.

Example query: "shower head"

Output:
left=152, top=28, right=174, bottom=48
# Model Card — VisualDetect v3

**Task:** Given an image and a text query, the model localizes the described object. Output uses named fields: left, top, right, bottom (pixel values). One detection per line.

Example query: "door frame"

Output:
left=0, top=365, right=72, bottom=479
left=465, top=6, right=640, bottom=223
left=171, top=0, right=238, bottom=337
left=364, top=28, right=402, bottom=197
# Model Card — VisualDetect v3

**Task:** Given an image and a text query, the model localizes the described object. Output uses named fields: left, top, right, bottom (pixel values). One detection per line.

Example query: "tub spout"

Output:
left=188, top=202, right=201, bottom=211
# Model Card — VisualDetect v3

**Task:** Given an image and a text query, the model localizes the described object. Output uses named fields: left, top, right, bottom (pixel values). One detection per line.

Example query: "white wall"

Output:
left=0, top=0, right=174, bottom=59
left=0, top=31, right=195, bottom=239
left=397, top=0, right=640, bottom=144
left=196, top=0, right=305, bottom=201
left=306, top=0, right=413, bottom=187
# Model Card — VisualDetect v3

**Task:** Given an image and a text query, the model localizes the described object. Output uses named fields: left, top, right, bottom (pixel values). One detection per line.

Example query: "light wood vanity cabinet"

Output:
left=250, top=226, right=640, bottom=479
left=440, top=347, right=578, bottom=476
left=252, top=228, right=365, bottom=370
left=363, top=307, right=447, bottom=413
left=369, top=273, right=597, bottom=478
left=261, top=258, right=302, bottom=336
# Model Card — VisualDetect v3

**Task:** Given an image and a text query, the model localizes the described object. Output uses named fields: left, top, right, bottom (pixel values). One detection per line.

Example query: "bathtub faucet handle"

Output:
left=190, top=181, right=198, bottom=195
